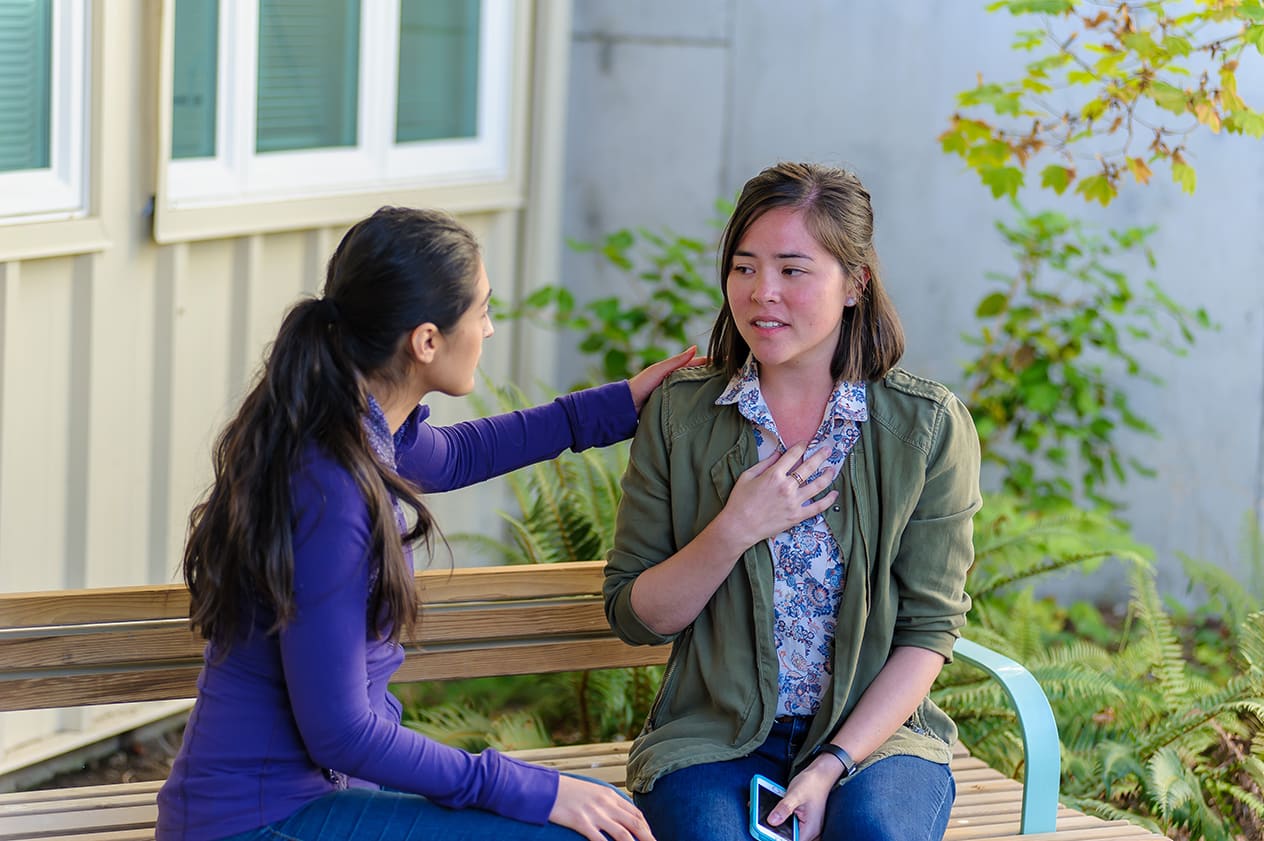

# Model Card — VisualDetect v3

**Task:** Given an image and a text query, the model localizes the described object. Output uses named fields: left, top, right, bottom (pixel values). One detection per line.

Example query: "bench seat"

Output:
left=0, top=562, right=1169, bottom=840
left=0, top=742, right=1163, bottom=841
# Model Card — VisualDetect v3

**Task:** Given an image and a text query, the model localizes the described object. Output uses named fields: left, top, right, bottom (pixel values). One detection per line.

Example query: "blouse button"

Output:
left=832, top=505, right=841, bottom=512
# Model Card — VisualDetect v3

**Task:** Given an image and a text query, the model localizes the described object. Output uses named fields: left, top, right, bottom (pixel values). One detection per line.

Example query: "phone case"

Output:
left=749, top=774, right=799, bottom=841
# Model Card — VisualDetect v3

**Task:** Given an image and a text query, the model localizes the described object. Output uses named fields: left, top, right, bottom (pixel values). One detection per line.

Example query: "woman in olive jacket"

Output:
left=604, top=162, right=982, bottom=841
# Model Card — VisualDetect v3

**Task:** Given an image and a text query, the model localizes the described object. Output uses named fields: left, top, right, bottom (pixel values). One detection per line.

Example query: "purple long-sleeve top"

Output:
left=156, top=383, right=637, bottom=840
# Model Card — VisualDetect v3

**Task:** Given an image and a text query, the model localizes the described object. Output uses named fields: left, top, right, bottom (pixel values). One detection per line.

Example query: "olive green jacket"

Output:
left=603, top=366, right=982, bottom=793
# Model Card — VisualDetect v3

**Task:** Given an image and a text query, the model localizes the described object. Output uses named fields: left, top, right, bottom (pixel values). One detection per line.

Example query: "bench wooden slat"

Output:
left=0, top=803, right=155, bottom=840
left=0, top=600, right=614, bottom=670
left=0, top=561, right=617, bottom=628
left=0, top=636, right=670, bottom=711
left=392, top=637, right=670, bottom=683
left=0, top=782, right=163, bottom=807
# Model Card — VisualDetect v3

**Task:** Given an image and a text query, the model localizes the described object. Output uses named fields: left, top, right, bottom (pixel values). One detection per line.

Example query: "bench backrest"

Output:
left=0, top=561, right=668, bottom=712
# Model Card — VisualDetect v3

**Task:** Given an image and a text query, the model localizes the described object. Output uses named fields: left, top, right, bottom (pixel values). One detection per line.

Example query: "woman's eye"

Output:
left=783, top=267, right=805, bottom=277
left=732, top=265, right=753, bottom=275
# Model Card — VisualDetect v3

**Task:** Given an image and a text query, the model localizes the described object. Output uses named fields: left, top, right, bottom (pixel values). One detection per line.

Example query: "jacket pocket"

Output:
left=904, top=701, right=948, bottom=744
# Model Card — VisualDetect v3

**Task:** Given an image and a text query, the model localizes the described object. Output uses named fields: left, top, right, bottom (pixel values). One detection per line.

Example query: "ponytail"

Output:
left=184, top=207, right=476, bottom=654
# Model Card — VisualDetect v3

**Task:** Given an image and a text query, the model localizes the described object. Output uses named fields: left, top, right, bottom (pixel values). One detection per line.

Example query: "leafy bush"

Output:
left=936, top=496, right=1264, bottom=840
left=510, top=222, right=724, bottom=385
left=963, top=205, right=1212, bottom=510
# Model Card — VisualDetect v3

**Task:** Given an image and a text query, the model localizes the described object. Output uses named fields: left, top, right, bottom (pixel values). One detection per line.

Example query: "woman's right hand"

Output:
left=719, top=442, right=840, bottom=549
left=548, top=774, right=657, bottom=841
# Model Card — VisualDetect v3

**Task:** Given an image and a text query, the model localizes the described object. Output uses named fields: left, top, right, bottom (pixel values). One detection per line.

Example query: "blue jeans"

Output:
left=636, top=717, right=954, bottom=841
left=219, top=778, right=613, bottom=841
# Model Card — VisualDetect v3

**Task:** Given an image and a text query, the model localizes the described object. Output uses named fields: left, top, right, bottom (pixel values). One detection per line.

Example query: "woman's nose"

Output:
left=750, top=275, right=778, bottom=303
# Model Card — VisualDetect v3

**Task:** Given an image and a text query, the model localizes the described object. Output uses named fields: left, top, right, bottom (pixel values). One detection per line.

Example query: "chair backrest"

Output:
left=0, top=561, right=667, bottom=712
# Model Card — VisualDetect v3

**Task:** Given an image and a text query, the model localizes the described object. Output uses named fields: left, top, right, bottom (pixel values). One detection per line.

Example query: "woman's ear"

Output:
left=846, top=267, right=870, bottom=307
left=408, top=323, right=442, bottom=365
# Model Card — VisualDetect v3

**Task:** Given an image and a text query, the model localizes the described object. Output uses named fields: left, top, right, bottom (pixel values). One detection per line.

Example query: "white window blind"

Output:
left=0, top=0, right=52, bottom=173
left=255, top=0, right=360, bottom=153
left=0, top=0, right=88, bottom=223
left=165, top=0, right=513, bottom=209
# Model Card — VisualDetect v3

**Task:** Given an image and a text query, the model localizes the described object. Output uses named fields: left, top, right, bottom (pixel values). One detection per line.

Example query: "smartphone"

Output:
left=749, top=774, right=799, bottom=841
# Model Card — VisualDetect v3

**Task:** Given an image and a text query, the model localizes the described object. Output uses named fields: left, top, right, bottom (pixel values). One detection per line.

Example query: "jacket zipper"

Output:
left=646, top=629, right=690, bottom=730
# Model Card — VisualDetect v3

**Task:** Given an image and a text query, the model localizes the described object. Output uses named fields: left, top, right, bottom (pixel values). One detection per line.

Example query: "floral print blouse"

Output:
left=716, top=356, right=867, bottom=715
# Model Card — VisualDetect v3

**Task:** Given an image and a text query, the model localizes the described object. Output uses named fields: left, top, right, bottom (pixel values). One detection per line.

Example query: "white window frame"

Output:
left=0, top=0, right=90, bottom=225
left=165, top=0, right=514, bottom=210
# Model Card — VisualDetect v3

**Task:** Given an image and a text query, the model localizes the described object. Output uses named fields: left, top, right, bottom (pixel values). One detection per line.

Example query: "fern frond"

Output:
left=406, top=704, right=495, bottom=750
left=972, top=550, right=1128, bottom=599
left=486, top=710, right=552, bottom=751
left=1124, top=566, right=1191, bottom=709
left=1238, top=610, right=1264, bottom=675
left=1147, top=746, right=1204, bottom=821
left=1059, top=793, right=1166, bottom=835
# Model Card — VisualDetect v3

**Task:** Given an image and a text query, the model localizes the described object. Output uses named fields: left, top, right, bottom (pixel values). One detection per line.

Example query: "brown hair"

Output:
left=708, top=162, right=905, bottom=382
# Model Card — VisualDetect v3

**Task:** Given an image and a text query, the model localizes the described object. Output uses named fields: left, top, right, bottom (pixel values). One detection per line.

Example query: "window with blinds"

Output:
left=165, top=0, right=512, bottom=208
left=0, top=0, right=88, bottom=223
left=256, top=0, right=360, bottom=153
left=0, top=0, right=52, bottom=173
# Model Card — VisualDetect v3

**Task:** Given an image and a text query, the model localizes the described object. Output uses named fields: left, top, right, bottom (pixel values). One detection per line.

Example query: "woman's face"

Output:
left=426, top=261, right=495, bottom=397
left=727, top=206, right=854, bottom=379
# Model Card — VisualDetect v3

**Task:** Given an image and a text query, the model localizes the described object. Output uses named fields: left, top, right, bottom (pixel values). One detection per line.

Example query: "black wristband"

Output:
left=811, top=743, right=858, bottom=778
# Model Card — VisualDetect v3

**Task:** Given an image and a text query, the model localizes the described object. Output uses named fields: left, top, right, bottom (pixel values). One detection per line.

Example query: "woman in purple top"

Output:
left=156, top=207, right=692, bottom=841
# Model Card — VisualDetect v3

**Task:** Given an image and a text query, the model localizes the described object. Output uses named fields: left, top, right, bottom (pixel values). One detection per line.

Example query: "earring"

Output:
left=845, top=296, right=857, bottom=307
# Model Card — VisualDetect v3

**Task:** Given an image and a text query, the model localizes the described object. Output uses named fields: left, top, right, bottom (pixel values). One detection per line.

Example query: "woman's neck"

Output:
left=366, top=379, right=425, bottom=434
left=759, top=364, right=835, bottom=448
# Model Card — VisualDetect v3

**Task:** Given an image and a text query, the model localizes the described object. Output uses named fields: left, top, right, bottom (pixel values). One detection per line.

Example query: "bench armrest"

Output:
left=951, top=636, right=1060, bottom=835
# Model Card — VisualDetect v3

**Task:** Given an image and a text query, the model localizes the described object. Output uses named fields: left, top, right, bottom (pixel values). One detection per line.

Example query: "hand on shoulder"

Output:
left=627, top=346, right=708, bottom=413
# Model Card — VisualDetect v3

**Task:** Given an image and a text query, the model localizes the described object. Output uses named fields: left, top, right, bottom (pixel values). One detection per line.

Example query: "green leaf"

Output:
left=1225, top=109, right=1264, bottom=138
left=1171, top=161, right=1197, bottom=194
left=980, top=166, right=1025, bottom=198
left=1040, top=164, right=1075, bottom=194
left=1074, top=174, right=1116, bottom=206
left=1081, top=97, right=1108, bottom=122
left=1120, top=32, right=1162, bottom=62
left=1150, top=81, right=1189, bottom=115
left=1246, top=25, right=1264, bottom=53
left=604, top=229, right=634, bottom=252
left=1161, top=35, right=1193, bottom=58
left=523, top=286, right=559, bottom=308
left=1025, top=382, right=1061, bottom=413
left=602, top=348, right=629, bottom=380
left=960, top=82, right=1025, bottom=116
left=993, top=0, right=1074, bottom=14
left=976, top=292, right=1010, bottom=317
left=940, top=129, right=969, bottom=156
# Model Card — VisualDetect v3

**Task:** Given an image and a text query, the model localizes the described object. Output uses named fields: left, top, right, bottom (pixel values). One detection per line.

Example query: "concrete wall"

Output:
left=560, top=0, right=1264, bottom=601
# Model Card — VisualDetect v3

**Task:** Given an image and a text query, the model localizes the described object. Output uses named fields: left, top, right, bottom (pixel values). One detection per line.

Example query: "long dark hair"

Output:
left=709, top=162, right=905, bottom=382
left=184, top=207, right=482, bottom=653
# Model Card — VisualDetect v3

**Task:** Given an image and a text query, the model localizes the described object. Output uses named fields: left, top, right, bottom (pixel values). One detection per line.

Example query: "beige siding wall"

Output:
left=0, top=0, right=570, bottom=772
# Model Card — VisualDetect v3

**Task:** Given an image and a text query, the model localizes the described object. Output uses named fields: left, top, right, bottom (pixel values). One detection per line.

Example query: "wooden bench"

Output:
left=0, top=561, right=1166, bottom=841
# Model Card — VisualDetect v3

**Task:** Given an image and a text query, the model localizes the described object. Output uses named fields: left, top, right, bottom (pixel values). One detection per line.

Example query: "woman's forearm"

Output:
left=828, top=646, right=946, bottom=763
left=628, top=511, right=753, bottom=635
